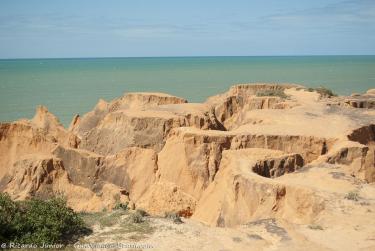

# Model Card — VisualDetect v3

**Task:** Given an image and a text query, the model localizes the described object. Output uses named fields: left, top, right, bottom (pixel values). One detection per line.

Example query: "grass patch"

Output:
left=120, top=221, right=154, bottom=235
left=81, top=210, right=155, bottom=242
left=98, top=211, right=125, bottom=227
left=164, top=212, right=184, bottom=224
left=345, top=191, right=359, bottom=201
left=307, top=86, right=337, bottom=98
left=116, top=215, right=155, bottom=240
left=256, top=89, right=289, bottom=99
left=79, top=212, right=106, bottom=227
left=80, top=210, right=128, bottom=228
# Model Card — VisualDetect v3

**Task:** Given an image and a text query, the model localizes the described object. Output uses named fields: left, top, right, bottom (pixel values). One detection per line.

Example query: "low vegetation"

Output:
left=128, top=211, right=145, bottom=224
left=307, top=86, right=337, bottom=98
left=135, top=209, right=148, bottom=217
left=164, top=211, right=184, bottom=224
left=79, top=208, right=155, bottom=242
left=345, top=191, right=359, bottom=201
left=0, top=193, right=89, bottom=245
left=308, top=224, right=324, bottom=230
left=256, top=89, right=289, bottom=99
left=113, top=201, right=128, bottom=211
left=232, top=237, right=242, bottom=242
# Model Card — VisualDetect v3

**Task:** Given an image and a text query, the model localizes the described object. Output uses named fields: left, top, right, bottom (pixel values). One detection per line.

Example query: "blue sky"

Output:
left=0, top=0, right=374, bottom=58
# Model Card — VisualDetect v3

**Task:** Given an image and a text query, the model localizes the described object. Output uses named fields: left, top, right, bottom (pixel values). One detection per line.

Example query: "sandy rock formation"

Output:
left=52, top=145, right=104, bottom=190
left=75, top=93, right=223, bottom=154
left=344, top=125, right=375, bottom=182
left=206, top=84, right=300, bottom=129
left=342, top=95, right=375, bottom=109
left=0, top=107, right=128, bottom=211
left=0, top=154, right=129, bottom=212
left=79, top=109, right=188, bottom=154
left=53, top=145, right=158, bottom=203
left=157, top=128, right=232, bottom=199
left=1, top=83, right=374, bottom=234
left=192, top=149, right=324, bottom=227
left=73, top=92, right=187, bottom=138
left=251, top=152, right=304, bottom=178
left=72, top=99, right=109, bottom=138
left=0, top=155, right=67, bottom=200
left=231, top=134, right=334, bottom=163
left=98, top=147, right=158, bottom=202
left=0, top=106, right=79, bottom=180
left=109, top=92, right=187, bottom=110
left=135, top=181, right=197, bottom=215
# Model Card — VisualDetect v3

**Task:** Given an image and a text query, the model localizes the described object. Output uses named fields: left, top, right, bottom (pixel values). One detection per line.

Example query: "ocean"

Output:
left=0, top=56, right=374, bottom=127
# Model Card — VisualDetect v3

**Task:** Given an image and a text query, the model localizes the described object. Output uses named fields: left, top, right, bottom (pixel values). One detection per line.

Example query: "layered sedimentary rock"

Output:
left=0, top=154, right=129, bottom=212
left=339, top=91, right=375, bottom=109
left=206, top=84, right=301, bottom=129
left=72, top=92, right=187, bottom=138
left=1, top=83, right=374, bottom=230
left=0, top=106, right=79, bottom=180
left=157, top=128, right=232, bottom=200
left=0, top=155, right=67, bottom=199
left=192, top=149, right=324, bottom=227
left=75, top=94, right=223, bottom=154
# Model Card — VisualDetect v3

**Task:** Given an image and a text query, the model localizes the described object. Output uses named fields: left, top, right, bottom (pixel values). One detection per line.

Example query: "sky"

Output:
left=0, top=0, right=374, bottom=58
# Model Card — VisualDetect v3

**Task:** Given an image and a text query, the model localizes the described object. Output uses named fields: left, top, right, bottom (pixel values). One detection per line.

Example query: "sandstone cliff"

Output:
left=1, top=84, right=374, bottom=235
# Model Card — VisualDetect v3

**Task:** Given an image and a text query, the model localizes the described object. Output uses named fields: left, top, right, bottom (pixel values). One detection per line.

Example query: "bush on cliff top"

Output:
left=256, top=89, right=289, bottom=99
left=307, top=86, right=337, bottom=98
left=0, top=193, right=89, bottom=245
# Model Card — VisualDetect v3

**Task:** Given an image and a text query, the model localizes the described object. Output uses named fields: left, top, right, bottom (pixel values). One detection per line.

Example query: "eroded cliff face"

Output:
left=1, top=83, right=374, bottom=228
left=0, top=106, right=79, bottom=180
left=75, top=94, right=223, bottom=154
left=192, top=149, right=324, bottom=227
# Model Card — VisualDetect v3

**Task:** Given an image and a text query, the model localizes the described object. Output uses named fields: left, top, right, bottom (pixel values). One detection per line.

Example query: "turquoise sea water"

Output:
left=0, top=56, right=374, bottom=127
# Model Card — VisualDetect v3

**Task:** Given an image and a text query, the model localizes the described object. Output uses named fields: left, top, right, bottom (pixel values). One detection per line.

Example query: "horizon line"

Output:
left=1, top=54, right=375, bottom=60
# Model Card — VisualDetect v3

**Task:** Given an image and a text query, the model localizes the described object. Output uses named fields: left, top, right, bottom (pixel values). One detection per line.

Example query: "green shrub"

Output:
left=345, top=191, right=359, bottom=201
left=127, top=209, right=149, bottom=224
left=113, top=201, right=128, bottom=211
left=307, top=86, right=337, bottom=98
left=256, top=89, right=289, bottom=99
left=164, top=212, right=183, bottom=224
left=0, top=193, right=89, bottom=245
left=135, top=209, right=148, bottom=217
left=128, top=212, right=144, bottom=224
left=0, top=193, right=19, bottom=243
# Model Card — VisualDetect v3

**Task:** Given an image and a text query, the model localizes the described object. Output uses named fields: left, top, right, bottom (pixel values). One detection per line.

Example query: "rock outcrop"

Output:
left=75, top=93, right=223, bottom=154
left=192, top=149, right=324, bottom=227
left=206, top=84, right=300, bottom=129
left=1, top=83, right=374, bottom=231
left=341, top=91, right=375, bottom=109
